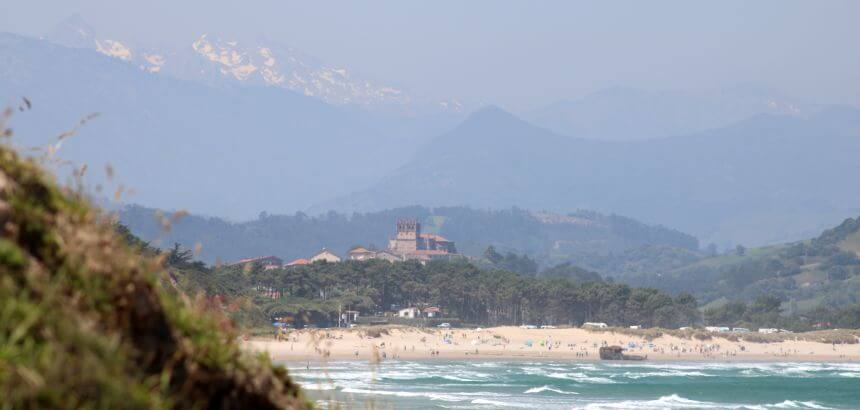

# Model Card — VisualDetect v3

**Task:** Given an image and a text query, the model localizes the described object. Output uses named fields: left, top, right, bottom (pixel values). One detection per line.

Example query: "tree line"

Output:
left=118, top=223, right=860, bottom=331
left=189, top=258, right=701, bottom=328
left=705, top=295, right=860, bottom=331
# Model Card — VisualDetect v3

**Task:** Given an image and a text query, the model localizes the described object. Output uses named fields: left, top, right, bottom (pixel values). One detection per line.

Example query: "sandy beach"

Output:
left=243, top=326, right=860, bottom=363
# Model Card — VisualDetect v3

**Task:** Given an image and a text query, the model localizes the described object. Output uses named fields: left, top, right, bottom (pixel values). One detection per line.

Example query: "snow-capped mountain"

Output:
left=186, top=34, right=411, bottom=106
left=44, top=16, right=426, bottom=109
left=1, top=31, right=429, bottom=219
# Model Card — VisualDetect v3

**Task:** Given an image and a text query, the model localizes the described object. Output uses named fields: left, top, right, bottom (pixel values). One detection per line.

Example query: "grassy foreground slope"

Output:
left=0, top=127, right=308, bottom=407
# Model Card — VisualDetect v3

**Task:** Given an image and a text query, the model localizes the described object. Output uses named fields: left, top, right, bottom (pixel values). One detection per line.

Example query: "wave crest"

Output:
left=524, top=385, right=579, bottom=395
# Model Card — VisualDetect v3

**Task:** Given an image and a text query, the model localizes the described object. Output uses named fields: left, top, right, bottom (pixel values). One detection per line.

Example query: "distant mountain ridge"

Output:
left=0, top=32, right=425, bottom=218
left=44, top=15, right=464, bottom=113
left=317, top=104, right=860, bottom=246
left=4, top=19, right=860, bottom=247
left=526, top=85, right=821, bottom=141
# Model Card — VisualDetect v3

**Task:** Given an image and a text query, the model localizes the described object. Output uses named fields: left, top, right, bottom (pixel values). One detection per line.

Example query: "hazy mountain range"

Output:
left=45, top=15, right=459, bottom=112
left=2, top=18, right=860, bottom=247
left=0, top=31, right=462, bottom=218
left=319, top=105, right=860, bottom=246
left=526, top=85, right=819, bottom=141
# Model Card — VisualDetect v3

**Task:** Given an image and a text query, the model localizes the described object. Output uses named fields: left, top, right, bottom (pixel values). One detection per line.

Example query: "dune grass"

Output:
left=591, top=326, right=859, bottom=345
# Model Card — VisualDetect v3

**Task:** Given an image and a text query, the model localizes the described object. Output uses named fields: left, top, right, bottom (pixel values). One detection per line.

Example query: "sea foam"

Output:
left=581, top=394, right=732, bottom=409
left=524, top=385, right=579, bottom=395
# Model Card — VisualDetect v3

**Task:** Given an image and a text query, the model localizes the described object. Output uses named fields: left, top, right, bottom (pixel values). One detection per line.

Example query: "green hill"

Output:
left=627, top=217, right=860, bottom=313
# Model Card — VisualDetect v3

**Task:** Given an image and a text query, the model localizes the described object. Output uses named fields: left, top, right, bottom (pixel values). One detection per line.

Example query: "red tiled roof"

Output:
left=285, top=258, right=310, bottom=266
left=348, top=247, right=372, bottom=254
left=424, top=307, right=441, bottom=313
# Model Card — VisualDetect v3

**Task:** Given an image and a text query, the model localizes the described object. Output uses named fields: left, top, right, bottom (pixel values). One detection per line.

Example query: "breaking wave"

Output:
left=524, top=385, right=579, bottom=395
left=288, top=360, right=856, bottom=409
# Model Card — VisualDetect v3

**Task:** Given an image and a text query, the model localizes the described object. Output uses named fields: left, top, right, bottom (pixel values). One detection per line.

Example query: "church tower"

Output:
left=389, top=219, right=420, bottom=254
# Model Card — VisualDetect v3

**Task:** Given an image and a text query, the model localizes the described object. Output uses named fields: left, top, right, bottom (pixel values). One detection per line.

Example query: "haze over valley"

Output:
left=3, top=13, right=859, bottom=248
left=5, top=3, right=860, bottom=409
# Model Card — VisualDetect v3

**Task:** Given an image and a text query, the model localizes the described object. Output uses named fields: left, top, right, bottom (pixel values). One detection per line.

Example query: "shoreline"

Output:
left=272, top=355, right=859, bottom=364
left=242, top=326, right=860, bottom=364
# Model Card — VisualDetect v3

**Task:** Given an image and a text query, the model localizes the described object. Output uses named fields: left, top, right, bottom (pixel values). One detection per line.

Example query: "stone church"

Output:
left=388, top=219, right=457, bottom=259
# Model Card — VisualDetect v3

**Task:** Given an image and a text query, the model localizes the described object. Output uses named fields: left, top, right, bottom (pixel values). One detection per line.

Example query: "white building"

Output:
left=583, top=322, right=608, bottom=329
left=398, top=307, right=421, bottom=319
left=424, top=307, right=442, bottom=318
left=341, top=310, right=359, bottom=325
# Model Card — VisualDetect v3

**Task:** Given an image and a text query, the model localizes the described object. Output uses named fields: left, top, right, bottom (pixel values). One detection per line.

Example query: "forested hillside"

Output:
left=119, top=205, right=860, bottom=332
left=627, top=217, right=860, bottom=313
left=122, top=204, right=860, bottom=321
left=166, top=247, right=860, bottom=332
left=120, top=204, right=699, bottom=272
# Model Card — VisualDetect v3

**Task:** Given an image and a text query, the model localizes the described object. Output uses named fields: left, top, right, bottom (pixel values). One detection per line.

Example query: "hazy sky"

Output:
left=2, top=0, right=859, bottom=110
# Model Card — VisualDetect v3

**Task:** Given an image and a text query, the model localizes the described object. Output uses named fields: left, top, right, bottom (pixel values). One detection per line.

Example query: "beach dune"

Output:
left=243, top=326, right=860, bottom=363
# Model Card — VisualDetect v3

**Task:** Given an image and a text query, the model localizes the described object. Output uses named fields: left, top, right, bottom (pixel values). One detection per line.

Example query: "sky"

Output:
left=2, top=0, right=859, bottom=111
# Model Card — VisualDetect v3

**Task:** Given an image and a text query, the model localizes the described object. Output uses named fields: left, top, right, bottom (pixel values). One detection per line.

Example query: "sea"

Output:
left=285, top=360, right=860, bottom=409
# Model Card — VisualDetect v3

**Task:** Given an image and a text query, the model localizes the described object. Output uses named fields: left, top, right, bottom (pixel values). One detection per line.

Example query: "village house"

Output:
left=284, top=248, right=342, bottom=267
left=398, top=307, right=421, bottom=319
left=347, top=246, right=375, bottom=261
left=284, top=258, right=309, bottom=267
left=310, top=249, right=341, bottom=263
left=348, top=246, right=403, bottom=262
left=373, top=250, right=404, bottom=262
left=228, top=256, right=283, bottom=270
left=424, top=306, right=442, bottom=318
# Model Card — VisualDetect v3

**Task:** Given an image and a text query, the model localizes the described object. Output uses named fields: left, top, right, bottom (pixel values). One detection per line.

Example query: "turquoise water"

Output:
left=286, top=360, right=860, bottom=409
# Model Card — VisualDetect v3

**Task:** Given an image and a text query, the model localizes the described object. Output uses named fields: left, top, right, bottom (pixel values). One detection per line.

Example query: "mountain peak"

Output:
left=426, top=104, right=567, bottom=151
left=46, top=14, right=96, bottom=49
left=462, top=105, right=523, bottom=126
